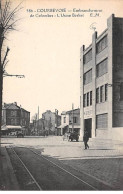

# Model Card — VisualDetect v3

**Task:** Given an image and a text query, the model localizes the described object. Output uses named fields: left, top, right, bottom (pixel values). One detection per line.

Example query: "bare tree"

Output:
left=0, top=0, right=23, bottom=132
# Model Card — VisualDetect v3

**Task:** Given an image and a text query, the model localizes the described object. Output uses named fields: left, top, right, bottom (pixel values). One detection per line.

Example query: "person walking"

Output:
left=83, top=130, right=89, bottom=149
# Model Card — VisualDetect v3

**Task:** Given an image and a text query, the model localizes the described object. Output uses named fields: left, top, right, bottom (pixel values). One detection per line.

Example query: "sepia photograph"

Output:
left=0, top=0, right=123, bottom=191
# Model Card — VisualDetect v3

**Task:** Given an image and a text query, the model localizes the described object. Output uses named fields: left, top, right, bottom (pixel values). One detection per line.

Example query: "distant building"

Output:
left=80, top=14, right=123, bottom=140
left=2, top=102, right=30, bottom=135
left=42, top=110, right=61, bottom=135
left=31, top=118, right=46, bottom=136
left=58, top=108, right=80, bottom=135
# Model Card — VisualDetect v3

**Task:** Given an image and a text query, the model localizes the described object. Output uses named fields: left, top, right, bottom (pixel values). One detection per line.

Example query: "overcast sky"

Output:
left=3, top=0, right=123, bottom=119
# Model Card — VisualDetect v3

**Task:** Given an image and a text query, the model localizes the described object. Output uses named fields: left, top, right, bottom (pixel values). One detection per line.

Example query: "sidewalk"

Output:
left=40, top=137, right=123, bottom=160
left=0, top=146, right=19, bottom=190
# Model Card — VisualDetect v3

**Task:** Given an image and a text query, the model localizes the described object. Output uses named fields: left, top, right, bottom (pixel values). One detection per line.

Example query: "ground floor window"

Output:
left=96, top=113, right=108, bottom=129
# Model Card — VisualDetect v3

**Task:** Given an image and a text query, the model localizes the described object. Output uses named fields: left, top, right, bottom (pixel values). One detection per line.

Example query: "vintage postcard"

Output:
left=0, top=0, right=123, bottom=191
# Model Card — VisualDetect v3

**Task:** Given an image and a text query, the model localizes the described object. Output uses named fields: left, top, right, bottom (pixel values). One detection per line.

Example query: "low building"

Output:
left=2, top=102, right=30, bottom=135
left=59, top=108, right=80, bottom=135
left=31, top=118, right=47, bottom=136
left=42, top=110, right=61, bottom=135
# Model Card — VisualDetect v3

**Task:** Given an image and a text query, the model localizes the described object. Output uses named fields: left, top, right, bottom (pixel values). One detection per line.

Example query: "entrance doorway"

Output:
left=84, top=118, right=92, bottom=138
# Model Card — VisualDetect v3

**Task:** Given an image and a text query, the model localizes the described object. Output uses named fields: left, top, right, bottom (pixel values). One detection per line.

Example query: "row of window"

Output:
left=7, top=110, right=29, bottom=118
left=7, top=118, right=20, bottom=125
left=63, top=117, right=77, bottom=124
left=83, top=82, right=123, bottom=107
left=84, top=58, right=108, bottom=85
left=83, top=35, right=108, bottom=65
left=7, top=118, right=28, bottom=126
left=96, top=84, right=108, bottom=103
left=83, top=91, right=92, bottom=107
left=83, top=84, right=107, bottom=107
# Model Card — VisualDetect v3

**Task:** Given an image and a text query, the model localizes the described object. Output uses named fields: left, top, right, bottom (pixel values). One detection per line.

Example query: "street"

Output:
left=1, top=136, right=123, bottom=190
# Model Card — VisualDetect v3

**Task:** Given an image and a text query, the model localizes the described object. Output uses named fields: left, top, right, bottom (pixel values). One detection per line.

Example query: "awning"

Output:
left=69, top=125, right=80, bottom=129
left=1, top=125, right=8, bottom=131
left=1, top=125, right=22, bottom=130
left=57, top=125, right=68, bottom=129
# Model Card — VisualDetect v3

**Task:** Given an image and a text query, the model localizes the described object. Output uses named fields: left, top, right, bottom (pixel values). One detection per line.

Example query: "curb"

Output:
left=0, top=147, right=20, bottom=190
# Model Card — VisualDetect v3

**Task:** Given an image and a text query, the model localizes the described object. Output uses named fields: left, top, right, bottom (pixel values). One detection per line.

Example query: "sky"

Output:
left=2, top=0, right=123, bottom=120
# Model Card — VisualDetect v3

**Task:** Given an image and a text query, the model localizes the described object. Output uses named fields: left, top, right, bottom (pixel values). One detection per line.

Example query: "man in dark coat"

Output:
left=83, top=130, right=89, bottom=149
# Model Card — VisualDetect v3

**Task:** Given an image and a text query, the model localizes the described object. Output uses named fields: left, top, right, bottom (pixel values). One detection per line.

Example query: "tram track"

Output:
left=11, top=147, right=42, bottom=190
left=6, top=146, right=115, bottom=190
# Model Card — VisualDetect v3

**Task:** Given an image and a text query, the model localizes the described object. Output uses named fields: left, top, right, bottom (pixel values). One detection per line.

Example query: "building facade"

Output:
left=42, top=110, right=61, bottom=135
left=59, top=108, right=80, bottom=135
left=2, top=102, right=30, bottom=135
left=31, top=118, right=47, bottom=136
left=80, top=14, right=123, bottom=140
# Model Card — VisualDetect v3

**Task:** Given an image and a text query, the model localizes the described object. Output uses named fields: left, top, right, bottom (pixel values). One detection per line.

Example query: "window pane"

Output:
left=96, top=88, right=99, bottom=103
left=87, top=92, right=89, bottom=106
left=84, top=69, right=92, bottom=85
left=84, top=49, right=92, bottom=64
left=100, top=86, right=104, bottom=102
left=90, top=91, right=92, bottom=105
left=105, top=84, right=108, bottom=101
left=96, top=35, right=108, bottom=54
left=83, top=94, right=86, bottom=107
left=96, top=58, right=108, bottom=78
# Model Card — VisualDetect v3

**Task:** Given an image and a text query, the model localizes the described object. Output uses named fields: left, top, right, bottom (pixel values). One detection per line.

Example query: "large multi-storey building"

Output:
left=80, top=14, right=123, bottom=140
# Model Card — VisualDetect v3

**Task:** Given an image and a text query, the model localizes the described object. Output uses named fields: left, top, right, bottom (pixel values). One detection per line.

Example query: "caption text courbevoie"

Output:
left=33, top=8, right=102, bottom=13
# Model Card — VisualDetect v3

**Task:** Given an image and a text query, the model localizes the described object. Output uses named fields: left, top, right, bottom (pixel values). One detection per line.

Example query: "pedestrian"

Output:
left=83, top=130, right=89, bottom=149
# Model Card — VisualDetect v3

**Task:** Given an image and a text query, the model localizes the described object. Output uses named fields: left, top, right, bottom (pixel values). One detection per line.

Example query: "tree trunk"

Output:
left=0, top=56, right=3, bottom=134
left=0, top=26, right=3, bottom=135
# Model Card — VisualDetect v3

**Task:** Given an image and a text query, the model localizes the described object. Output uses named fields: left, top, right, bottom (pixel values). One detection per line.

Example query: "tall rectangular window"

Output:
left=96, top=35, right=108, bottom=54
left=11, top=111, right=17, bottom=117
left=83, top=94, right=86, bottom=107
left=120, top=82, right=123, bottom=101
left=96, top=58, right=108, bottom=78
left=100, top=85, right=105, bottom=102
left=96, top=88, right=99, bottom=103
left=84, top=69, right=92, bottom=85
left=83, top=49, right=92, bottom=64
left=64, top=117, right=66, bottom=123
left=90, top=91, right=92, bottom=105
left=105, top=84, right=108, bottom=101
left=87, top=92, right=89, bottom=106
left=73, top=117, right=77, bottom=123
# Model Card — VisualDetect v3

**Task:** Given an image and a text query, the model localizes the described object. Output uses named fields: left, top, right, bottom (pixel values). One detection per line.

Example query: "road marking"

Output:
left=30, top=148, right=97, bottom=190
left=10, top=146, right=42, bottom=191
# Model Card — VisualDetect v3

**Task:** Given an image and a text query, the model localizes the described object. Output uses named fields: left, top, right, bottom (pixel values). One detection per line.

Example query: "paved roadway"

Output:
left=1, top=136, right=123, bottom=190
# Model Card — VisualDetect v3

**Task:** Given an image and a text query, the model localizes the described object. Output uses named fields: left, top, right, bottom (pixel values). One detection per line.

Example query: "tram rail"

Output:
left=6, top=146, right=115, bottom=191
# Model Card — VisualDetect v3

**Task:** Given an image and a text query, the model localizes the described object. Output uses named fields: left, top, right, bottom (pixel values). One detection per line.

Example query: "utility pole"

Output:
left=38, top=106, right=39, bottom=135
left=72, top=103, right=74, bottom=133
left=55, top=109, right=58, bottom=135
left=0, top=22, right=5, bottom=133
left=0, top=0, right=23, bottom=133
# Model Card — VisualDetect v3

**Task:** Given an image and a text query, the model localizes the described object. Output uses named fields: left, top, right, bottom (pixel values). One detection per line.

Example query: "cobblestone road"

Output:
left=1, top=136, right=123, bottom=190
